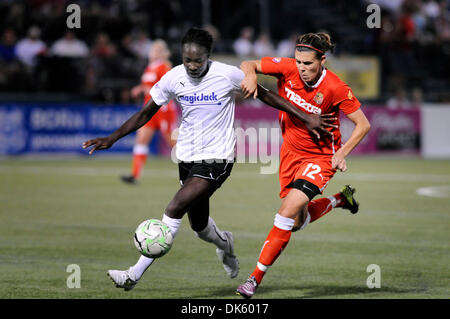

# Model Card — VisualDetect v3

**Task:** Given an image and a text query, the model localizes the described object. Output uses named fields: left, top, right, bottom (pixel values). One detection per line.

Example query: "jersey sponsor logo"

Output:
left=272, top=57, right=281, bottom=63
left=284, top=87, right=322, bottom=114
left=180, top=92, right=219, bottom=104
left=314, top=92, right=324, bottom=104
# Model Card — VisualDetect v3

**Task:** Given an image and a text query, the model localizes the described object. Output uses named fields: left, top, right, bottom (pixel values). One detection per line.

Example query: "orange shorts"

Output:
left=279, top=143, right=336, bottom=198
left=144, top=102, right=178, bottom=135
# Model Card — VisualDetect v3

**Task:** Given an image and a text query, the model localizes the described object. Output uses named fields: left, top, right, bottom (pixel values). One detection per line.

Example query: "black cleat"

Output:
left=120, top=175, right=137, bottom=185
left=340, top=185, right=359, bottom=214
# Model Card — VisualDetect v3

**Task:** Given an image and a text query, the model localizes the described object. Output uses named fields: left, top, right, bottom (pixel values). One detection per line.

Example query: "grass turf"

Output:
left=0, top=155, right=449, bottom=299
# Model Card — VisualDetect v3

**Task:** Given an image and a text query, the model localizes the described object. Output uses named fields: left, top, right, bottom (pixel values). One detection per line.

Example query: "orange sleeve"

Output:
left=156, top=64, right=170, bottom=81
left=334, top=84, right=361, bottom=115
left=260, top=57, right=294, bottom=77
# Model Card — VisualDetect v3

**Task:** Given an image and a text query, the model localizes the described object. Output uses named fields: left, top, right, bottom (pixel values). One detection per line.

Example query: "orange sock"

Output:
left=307, top=193, right=344, bottom=223
left=251, top=225, right=292, bottom=284
left=131, top=154, right=147, bottom=179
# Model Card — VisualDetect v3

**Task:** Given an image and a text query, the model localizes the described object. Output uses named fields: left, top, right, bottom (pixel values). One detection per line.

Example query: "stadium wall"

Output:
left=421, top=104, right=450, bottom=159
left=0, top=102, right=444, bottom=157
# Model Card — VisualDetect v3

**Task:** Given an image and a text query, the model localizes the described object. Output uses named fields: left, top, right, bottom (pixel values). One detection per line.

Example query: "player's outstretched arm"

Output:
left=240, top=60, right=261, bottom=99
left=256, top=84, right=337, bottom=139
left=331, top=108, right=370, bottom=171
left=82, top=99, right=162, bottom=155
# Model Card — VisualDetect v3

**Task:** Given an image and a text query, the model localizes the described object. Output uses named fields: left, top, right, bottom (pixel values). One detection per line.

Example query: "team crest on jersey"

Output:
left=347, top=90, right=353, bottom=100
left=288, top=80, right=294, bottom=88
left=314, top=92, right=324, bottom=104
left=272, top=57, right=281, bottom=63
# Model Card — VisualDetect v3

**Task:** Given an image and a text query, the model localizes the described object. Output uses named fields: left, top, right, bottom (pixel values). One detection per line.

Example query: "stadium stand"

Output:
left=0, top=0, right=449, bottom=103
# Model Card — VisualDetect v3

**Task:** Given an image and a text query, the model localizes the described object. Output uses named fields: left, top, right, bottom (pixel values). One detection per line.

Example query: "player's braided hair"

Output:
left=181, top=27, right=214, bottom=55
left=296, top=32, right=335, bottom=58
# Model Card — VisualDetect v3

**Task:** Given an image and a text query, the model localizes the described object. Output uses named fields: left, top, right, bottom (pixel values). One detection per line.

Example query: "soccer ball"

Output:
left=133, top=219, right=173, bottom=258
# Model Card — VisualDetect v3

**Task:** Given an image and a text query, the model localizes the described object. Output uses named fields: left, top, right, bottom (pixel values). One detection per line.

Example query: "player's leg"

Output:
left=237, top=188, right=309, bottom=298
left=297, top=185, right=359, bottom=228
left=108, top=176, right=215, bottom=290
left=108, top=205, right=183, bottom=290
left=188, top=198, right=239, bottom=278
left=131, top=176, right=214, bottom=274
left=121, top=126, right=155, bottom=184
left=292, top=185, right=359, bottom=232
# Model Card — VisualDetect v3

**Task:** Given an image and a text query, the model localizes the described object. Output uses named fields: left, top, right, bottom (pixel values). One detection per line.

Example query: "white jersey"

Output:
left=150, top=60, right=244, bottom=162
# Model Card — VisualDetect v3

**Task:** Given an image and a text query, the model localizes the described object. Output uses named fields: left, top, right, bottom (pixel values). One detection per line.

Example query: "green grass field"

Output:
left=0, top=155, right=449, bottom=299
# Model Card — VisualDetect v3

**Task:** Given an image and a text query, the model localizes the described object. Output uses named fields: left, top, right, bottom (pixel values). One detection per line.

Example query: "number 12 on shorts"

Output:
left=302, top=163, right=321, bottom=180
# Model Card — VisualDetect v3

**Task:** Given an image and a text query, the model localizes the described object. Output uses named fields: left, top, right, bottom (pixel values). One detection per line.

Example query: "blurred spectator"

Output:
left=435, top=4, right=450, bottom=42
left=368, top=0, right=404, bottom=15
left=277, top=32, right=298, bottom=57
left=233, top=27, right=254, bottom=57
left=120, top=87, right=132, bottom=104
left=0, top=29, right=17, bottom=63
left=396, top=2, right=417, bottom=44
left=387, top=87, right=412, bottom=109
left=0, top=28, right=24, bottom=91
left=15, top=26, right=47, bottom=68
left=130, top=30, right=152, bottom=60
left=119, top=34, right=139, bottom=58
left=50, top=31, right=89, bottom=58
left=253, top=33, right=275, bottom=57
left=4, top=2, right=26, bottom=34
left=411, top=87, right=424, bottom=107
left=203, top=24, right=227, bottom=53
left=423, top=0, right=441, bottom=19
left=91, top=33, right=116, bottom=58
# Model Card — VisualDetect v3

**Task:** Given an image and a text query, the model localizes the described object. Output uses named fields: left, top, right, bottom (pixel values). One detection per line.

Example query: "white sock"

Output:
left=195, top=217, right=228, bottom=251
left=327, top=195, right=338, bottom=207
left=131, top=214, right=182, bottom=280
left=133, top=144, right=149, bottom=155
left=273, top=213, right=295, bottom=230
left=161, top=214, right=183, bottom=238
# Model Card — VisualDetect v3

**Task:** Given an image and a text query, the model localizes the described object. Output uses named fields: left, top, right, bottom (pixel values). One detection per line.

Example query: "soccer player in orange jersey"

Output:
left=121, top=39, right=178, bottom=184
left=236, top=33, right=371, bottom=298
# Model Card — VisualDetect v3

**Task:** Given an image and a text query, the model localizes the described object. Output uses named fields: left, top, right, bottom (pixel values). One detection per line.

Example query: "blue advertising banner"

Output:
left=0, top=103, right=161, bottom=155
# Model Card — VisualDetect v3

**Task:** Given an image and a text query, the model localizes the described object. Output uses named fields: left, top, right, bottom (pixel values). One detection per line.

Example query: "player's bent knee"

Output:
left=292, top=209, right=310, bottom=232
left=291, top=179, right=321, bottom=200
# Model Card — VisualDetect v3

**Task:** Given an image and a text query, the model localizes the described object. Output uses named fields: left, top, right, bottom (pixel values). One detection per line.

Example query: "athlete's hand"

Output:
left=306, top=113, right=338, bottom=139
left=241, top=74, right=258, bottom=99
left=332, top=149, right=347, bottom=172
left=130, top=86, right=141, bottom=98
left=82, top=136, right=115, bottom=155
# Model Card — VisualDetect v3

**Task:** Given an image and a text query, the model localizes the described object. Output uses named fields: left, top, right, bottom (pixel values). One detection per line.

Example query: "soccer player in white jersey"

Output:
left=82, top=28, right=335, bottom=291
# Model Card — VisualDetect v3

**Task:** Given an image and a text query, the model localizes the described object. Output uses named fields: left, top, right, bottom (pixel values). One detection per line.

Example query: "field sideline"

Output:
left=0, top=155, right=449, bottom=299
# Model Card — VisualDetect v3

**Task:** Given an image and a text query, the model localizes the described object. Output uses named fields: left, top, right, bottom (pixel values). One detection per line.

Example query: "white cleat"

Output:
left=107, top=267, right=138, bottom=291
left=216, top=231, right=239, bottom=279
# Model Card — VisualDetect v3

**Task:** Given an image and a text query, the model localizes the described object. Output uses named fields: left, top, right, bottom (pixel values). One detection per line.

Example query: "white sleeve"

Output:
left=227, top=66, right=245, bottom=91
left=149, top=72, right=174, bottom=106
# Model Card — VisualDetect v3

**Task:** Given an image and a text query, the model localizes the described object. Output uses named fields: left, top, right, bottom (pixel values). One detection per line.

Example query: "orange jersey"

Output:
left=141, top=60, right=171, bottom=87
left=261, top=57, right=361, bottom=156
left=142, top=60, right=176, bottom=113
